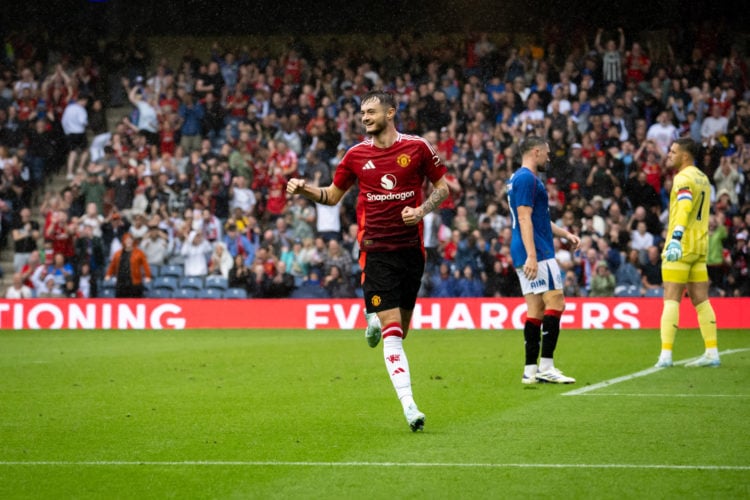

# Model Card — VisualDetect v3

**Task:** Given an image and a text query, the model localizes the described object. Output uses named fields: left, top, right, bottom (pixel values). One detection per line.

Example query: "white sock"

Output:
left=524, top=364, right=538, bottom=378
left=659, top=349, right=673, bottom=361
left=539, top=357, right=554, bottom=372
left=383, top=330, right=414, bottom=411
left=706, top=347, right=719, bottom=358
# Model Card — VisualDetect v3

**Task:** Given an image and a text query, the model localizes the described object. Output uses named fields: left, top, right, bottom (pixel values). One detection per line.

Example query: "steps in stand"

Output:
left=0, top=107, right=131, bottom=296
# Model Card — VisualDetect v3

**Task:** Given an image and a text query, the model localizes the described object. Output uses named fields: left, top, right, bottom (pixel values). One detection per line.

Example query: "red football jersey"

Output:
left=334, top=133, right=446, bottom=252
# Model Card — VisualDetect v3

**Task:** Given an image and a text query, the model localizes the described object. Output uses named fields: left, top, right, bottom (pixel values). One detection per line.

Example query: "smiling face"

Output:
left=360, top=96, right=393, bottom=137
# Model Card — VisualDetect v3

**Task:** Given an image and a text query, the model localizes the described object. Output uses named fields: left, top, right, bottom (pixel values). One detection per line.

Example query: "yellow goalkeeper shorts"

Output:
left=661, top=252, right=708, bottom=283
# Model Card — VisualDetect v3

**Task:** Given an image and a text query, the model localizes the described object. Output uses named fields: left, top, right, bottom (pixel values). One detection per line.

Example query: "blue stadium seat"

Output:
left=101, top=277, right=117, bottom=290
left=179, top=276, right=204, bottom=290
left=160, top=264, right=184, bottom=278
left=148, top=288, right=172, bottom=299
left=98, top=288, right=116, bottom=298
left=198, top=288, right=224, bottom=299
left=615, top=285, right=641, bottom=297
left=644, top=287, right=664, bottom=298
left=205, top=275, right=228, bottom=291
left=152, top=275, right=178, bottom=291
left=223, top=287, right=248, bottom=299
left=149, top=264, right=161, bottom=278
left=290, top=285, right=330, bottom=299
left=173, top=288, right=198, bottom=299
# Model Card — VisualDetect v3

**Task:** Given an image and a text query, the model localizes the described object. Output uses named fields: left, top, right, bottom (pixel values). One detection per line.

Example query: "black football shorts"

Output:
left=361, top=247, right=425, bottom=313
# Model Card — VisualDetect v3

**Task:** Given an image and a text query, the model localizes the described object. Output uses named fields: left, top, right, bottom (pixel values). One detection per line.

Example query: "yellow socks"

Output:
left=696, top=300, right=718, bottom=352
left=660, top=299, right=680, bottom=352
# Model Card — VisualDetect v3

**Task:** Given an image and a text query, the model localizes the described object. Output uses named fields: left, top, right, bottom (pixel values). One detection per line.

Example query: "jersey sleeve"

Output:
left=421, top=140, right=447, bottom=184
left=514, top=172, right=537, bottom=208
left=672, top=171, right=694, bottom=229
left=332, top=149, right=357, bottom=192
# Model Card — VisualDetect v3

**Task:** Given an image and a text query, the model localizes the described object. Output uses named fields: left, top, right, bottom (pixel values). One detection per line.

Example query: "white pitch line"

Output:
left=562, top=348, right=750, bottom=397
left=577, top=393, right=750, bottom=398
left=0, top=461, right=748, bottom=471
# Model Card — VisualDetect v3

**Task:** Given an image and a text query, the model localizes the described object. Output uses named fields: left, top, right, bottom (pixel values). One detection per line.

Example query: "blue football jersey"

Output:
left=507, top=167, right=555, bottom=266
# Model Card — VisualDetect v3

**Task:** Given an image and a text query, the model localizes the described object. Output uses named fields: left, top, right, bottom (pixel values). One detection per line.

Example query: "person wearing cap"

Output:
left=508, top=136, right=581, bottom=385
left=656, top=138, right=720, bottom=368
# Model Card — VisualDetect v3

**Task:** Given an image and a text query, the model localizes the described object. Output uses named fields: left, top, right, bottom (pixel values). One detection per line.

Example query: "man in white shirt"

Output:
left=229, top=176, right=257, bottom=214
left=125, top=79, right=159, bottom=146
left=315, top=201, right=342, bottom=242
left=61, top=94, right=89, bottom=179
left=700, top=105, right=729, bottom=147
left=646, top=111, right=677, bottom=157
left=5, top=273, right=33, bottom=299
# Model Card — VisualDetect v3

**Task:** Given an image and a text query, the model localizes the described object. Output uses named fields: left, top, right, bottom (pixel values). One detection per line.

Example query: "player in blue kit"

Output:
left=508, top=136, right=581, bottom=384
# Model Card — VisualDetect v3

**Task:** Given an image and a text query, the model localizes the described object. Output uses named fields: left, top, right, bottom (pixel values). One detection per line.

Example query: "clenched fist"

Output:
left=286, top=178, right=306, bottom=196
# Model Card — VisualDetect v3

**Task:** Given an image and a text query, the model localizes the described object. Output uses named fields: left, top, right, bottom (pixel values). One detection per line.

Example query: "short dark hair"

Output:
left=673, top=137, right=699, bottom=160
left=361, top=90, right=396, bottom=111
left=519, top=136, right=547, bottom=156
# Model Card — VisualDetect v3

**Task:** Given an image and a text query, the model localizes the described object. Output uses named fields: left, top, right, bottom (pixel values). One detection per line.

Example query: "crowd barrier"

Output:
left=0, top=298, right=748, bottom=331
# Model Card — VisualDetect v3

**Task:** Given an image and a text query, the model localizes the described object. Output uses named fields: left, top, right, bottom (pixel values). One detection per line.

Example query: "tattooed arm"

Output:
left=402, top=176, right=450, bottom=226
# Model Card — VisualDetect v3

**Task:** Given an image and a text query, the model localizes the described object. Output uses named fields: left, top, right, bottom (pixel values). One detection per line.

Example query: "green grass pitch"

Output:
left=1, top=327, right=748, bottom=499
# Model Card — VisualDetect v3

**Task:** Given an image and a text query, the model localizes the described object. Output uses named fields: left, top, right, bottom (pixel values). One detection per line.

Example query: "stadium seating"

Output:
left=147, top=288, right=172, bottom=299
left=197, top=288, right=223, bottom=299
left=152, top=276, right=178, bottom=291
left=614, top=285, right=641, bottom=297
left=644, top=288, right=664, bottom=298
left=179, top=276, right=204, bottom=290
left=160, top=264, right=184, bottom=278
left=223, top=287, right=248, bottom=299
left=98, top=288, right=116, bottom=298
left=173, top=288, right=199, bottom=299
left=290, top=285, right=330, bottom=299
left=204, top=275, right=228, bottom=291
left=101, top=277, right=117, bottom=290
left=149, top=264, right=161, bottom=278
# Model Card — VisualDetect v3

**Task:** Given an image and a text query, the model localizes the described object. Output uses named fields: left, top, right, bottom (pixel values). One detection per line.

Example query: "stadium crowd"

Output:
left=1, top=23, right=749, bottom=300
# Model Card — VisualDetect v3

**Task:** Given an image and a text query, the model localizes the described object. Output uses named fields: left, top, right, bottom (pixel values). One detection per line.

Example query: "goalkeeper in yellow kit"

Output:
left=655, top=138, right=719, bottom=368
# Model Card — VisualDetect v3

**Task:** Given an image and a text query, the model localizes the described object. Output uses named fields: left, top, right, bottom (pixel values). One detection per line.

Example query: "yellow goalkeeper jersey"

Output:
left=666, top=165, right=710, bottom=258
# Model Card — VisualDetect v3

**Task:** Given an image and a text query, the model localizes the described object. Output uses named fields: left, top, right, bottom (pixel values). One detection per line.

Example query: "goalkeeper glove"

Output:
left=665, top=228, right=683, bottom=262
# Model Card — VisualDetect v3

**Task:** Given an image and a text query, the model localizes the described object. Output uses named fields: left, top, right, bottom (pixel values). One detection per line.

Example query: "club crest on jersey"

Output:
left=396, top=154, right=411, bottom=168
left=371, top=295, right=382, bottom=307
